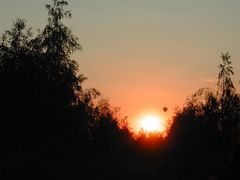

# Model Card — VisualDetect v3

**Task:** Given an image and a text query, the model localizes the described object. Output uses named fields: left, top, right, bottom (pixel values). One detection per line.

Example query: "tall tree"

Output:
left=0, top=0, right=91, bottom=154
left=217, top=52, right=237, bottom=135
left=41, top=0, right=85, bottom=106
left=0, top=1, right=89, bottom=178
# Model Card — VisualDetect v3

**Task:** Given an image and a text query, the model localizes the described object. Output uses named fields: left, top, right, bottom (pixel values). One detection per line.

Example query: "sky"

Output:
left=1, top=0, right=240, bottom=130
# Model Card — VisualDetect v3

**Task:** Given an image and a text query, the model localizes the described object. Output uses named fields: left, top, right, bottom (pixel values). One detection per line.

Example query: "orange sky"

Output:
left=1, top=0, right=240, bottom=130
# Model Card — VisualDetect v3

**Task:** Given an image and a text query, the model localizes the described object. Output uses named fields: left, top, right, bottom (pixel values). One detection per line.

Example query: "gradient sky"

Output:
left=1, top=0, right=240, bottom=130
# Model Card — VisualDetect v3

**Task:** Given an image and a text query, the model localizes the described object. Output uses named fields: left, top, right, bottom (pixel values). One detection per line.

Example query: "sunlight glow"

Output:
left=139, top=114, right=165, bottom=133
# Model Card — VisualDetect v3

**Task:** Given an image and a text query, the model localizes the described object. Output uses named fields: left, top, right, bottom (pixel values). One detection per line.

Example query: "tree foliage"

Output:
left=168, top=52, right=240, bottom=177
left=0, top=0, right=131, bottom=179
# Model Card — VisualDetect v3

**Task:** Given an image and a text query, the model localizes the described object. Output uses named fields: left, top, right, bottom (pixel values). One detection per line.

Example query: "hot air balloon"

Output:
left=163, top=107, right=168, bottom=112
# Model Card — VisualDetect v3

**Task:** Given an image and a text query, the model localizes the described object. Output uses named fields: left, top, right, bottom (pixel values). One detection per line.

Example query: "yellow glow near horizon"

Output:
left=139, top=114, right=165, bottom=133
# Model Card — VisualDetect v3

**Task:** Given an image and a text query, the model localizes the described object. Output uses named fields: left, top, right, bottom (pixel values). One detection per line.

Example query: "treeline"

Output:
left=0, top=0, right=239, bottom=179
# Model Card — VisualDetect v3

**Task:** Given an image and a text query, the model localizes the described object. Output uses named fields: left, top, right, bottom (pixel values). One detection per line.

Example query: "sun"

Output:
left=139, top=114, right=165, bottom=133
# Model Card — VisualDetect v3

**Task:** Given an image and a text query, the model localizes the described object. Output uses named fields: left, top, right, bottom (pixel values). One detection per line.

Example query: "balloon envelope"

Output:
left=163, top=107, right=168, bottom=112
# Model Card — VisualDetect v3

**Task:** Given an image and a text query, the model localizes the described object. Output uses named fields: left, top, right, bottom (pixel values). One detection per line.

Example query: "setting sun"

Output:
left=139, top=114, right=165, bottom=133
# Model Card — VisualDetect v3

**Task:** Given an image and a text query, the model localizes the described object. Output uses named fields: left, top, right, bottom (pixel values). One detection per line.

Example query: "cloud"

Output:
left=204, top=79, right=216, bottom=83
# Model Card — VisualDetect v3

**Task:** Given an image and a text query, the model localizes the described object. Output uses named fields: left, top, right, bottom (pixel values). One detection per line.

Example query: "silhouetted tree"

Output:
left=217, top=53, right=235, bottom=133
left=0, top=0, right=89, bottom=179
left=0, top=1, right=133, bottom=177
left=87, top=97, right=132, bottom=153
left=167, top=53, right=240, bottom=179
